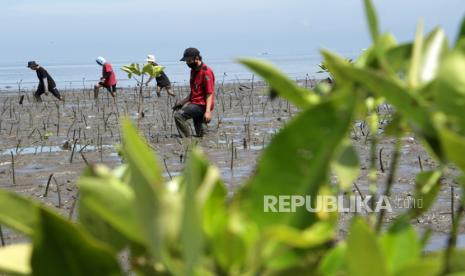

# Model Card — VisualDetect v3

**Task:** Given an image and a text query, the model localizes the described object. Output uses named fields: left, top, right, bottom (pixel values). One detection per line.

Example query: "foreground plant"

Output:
left=0, top=0, right=465, bottom=275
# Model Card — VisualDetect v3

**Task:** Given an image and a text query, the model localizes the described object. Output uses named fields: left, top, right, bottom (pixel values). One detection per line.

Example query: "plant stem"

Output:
left=376, top=137, right=401, bottom=232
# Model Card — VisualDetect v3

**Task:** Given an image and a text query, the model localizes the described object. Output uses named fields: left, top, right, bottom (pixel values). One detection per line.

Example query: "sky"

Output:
left=0, top=0, right=463, bottom=65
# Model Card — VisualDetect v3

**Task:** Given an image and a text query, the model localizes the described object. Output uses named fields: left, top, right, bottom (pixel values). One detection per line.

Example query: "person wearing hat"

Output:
left=94, top=56, right=117, bottom=99
left=173, top=47, right=215, bottom=137
left=27, top=61, right=63, bottom=102
left=144, top=54, right=174, bottom=97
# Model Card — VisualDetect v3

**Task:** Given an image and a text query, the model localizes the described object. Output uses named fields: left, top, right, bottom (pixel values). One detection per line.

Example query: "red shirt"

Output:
left=102, top=63, right=117, bottom=86
left=189, top=63, right=215, bottom=110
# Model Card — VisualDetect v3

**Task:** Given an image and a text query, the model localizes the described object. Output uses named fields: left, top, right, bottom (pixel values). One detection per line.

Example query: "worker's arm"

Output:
left=145, top=76, right=154, bottom=86
left=204, top=94, right=213, bottom=123
left=42, top=78, right=49, bottom=93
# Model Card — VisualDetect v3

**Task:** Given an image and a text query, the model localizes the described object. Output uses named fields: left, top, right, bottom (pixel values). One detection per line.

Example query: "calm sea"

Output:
left=0, top=54, right=332, bottom=92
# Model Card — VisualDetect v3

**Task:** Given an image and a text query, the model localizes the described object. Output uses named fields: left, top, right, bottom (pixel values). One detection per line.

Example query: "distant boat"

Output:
left=259, top=51, right=270, bottom=56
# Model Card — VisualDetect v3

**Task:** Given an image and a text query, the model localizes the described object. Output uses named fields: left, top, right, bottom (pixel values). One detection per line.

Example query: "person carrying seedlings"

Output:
left=94, top=56, right=117, bottom=99
left=27, top=61, right=63, bottom=102
left=145, top=54, right=174, bottom=97
left=173, top=47, right=215, bottom=137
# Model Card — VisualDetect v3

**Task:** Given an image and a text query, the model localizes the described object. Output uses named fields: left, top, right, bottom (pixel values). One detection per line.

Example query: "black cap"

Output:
left=180, top=47, right=200, bottom=61
left=27, top=61, right=38, bottom=68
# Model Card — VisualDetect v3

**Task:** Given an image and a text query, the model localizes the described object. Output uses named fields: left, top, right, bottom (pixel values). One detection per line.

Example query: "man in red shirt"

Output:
left=94, top=56, right=117, bottom=99
left=173, top=48, right=215, bottom=137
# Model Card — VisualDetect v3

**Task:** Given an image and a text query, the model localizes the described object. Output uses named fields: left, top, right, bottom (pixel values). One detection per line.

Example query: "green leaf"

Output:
left=0, top=244, right=32, bottom=275
left=142, top=64, right=165, bottom=78
left=0, top=189, right=39, bottom=236
left=318, top=242, right=347, bottom=276
left=181, top=148, right=207, bottom=274
left=410, top=170, right=442, bottom=218
left=236, top=91, right=356, bottom=229
left=385, top=43, right=413, bottom=72
left=122, top=118, right=164, bottom=259
left=381, top=225, right=420, bottom=274
left=363, top=0, right=380, bottom=42
left=238, top=58, right=320, bottom=109
left=434, top=50, right=465, bottom=136
left=198, top=168, right=228, bottom=240
left=265, top=220, right=335, bottom=248
left=331, top=139, right=360, bottom=190
left=450, top=250, right=465, bottom=274
left=133, top=63, right=142, bottom=76
left=420, top=28, right=447, bottom=84
left=31, top=208, right=121, bottom=275
left=78, top=165, right=145, bottom=246
left=436, top=122, right=465, bottom=173
left=347, top=217, right=388, bottom=276
left=394, top=256, right=442, bottom=276
left=409, top=20, right=424, bottom=88
left=322, top=50, right=444, bottom=161
left=209, top=215, right=253, bottom=274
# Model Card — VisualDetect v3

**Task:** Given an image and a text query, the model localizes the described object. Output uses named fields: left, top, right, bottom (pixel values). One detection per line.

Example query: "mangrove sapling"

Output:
left=444, top=192, right=465, bottom=274
left=378, top=148, right=385, bottom=173
left=230, top=140, right=234, bottom=171
left=68, top=192, right=79, bottom=220
left=163, top=157, right=173, bottom=180
left=53, top=176, right=62, bottom=208
left=375, top=137, right=401, bottom=232
left=10, top=151, right=15, bottom=185
left=418, top=155, right=424, bottom=171
left=44, top=173, right=54, bottom=197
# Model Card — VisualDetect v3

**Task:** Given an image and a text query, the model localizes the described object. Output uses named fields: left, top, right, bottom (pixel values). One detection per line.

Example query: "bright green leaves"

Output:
left=322, top=50, right=444, bottom=160
left=121, top=63, right=141, bottom=79
left=265, top=219, right=336, bottom=249
left=78, top=165, right=144, bottom=246
left=434, top=50, right=465, bottom=134
left=408, top=20, right=425, bottom=89
left=239, top=58, right=320, bottom=109
left=181, top=148, right=208, bottom=274
left=332, top=139, right=360, bottom=190
left=320, top=220, right=442, bottom=276
left=420, top=28, right=448, bottom=84
left=318, top=242, right=347, bottom=276
left=363, top=0, right=380, bottom=42
left=347, top=217, right=388, bottom=276
left=121, top=118, right=164, bottom=259
left=0, top=189, right=39, bottom=236
left=122, top=63, right=164, bottom=83
left=380, top=225, right=421, bottom=274
left=410, top=170, right=442, bottom=218
left=143, top=63, right=165, bottom=78
left=31, top=209, right=121, bottom=276
left=237, top=92, right=356, bottom=229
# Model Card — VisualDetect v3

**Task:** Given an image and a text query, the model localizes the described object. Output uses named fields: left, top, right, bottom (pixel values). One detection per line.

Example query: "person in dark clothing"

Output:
left=173, top=48, right=215, bottom=137
left=145, top=54, right=174, bottom=97
left=27, top=61, right=63, bottom=102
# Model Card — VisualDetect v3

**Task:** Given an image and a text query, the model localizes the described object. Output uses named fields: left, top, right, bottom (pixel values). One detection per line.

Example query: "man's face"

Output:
left=185, top=57, right=199, bottom=69
left=185, top=57, right=196, bottom=66
left=29, top=66, right=38, bottom=71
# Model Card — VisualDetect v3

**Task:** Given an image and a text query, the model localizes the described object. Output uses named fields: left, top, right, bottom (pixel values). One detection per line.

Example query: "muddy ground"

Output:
left=0, top=79, right=463, bottom=250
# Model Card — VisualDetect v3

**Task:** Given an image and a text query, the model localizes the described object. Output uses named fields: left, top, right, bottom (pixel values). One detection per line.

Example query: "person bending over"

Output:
left=94, top=56, right=117, bottom=99
left=27, top=61, right=63, bottom=102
